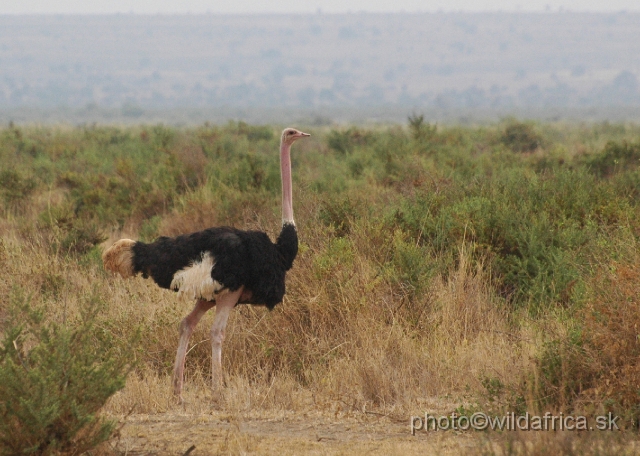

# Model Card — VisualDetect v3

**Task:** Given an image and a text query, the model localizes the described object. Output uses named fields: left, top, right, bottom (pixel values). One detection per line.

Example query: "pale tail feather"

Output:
left=102, top=239, right=136, bottom=278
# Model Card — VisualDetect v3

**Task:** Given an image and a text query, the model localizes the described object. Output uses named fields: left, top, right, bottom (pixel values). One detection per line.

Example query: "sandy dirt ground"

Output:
left=110, top=410, right=478, bottom=455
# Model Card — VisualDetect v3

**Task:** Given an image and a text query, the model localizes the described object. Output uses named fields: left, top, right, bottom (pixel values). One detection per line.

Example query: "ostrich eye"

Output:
left=288, top=131, right=295, bottom=135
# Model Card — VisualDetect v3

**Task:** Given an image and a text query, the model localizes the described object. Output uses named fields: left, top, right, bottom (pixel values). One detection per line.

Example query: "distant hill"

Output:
left=1, top=13, right=639, bottom=123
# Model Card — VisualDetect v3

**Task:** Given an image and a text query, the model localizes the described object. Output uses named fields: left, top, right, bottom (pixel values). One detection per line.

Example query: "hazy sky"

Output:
left=1, top=0, right=638, bottom=14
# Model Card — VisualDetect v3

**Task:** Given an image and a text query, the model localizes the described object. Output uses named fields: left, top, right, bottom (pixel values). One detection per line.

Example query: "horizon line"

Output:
left=0, top=9, right=638, bottom=16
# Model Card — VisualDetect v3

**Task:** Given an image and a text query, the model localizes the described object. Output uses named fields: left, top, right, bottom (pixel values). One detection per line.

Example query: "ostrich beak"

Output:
left=298, top=131, right=311, bottom=138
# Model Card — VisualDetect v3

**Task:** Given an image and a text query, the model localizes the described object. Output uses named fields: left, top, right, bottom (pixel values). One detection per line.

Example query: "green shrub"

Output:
left=383, top=229, right=434, bottom=295
left=500, top=121, right=542, bottom=153
left=385, top=167, right=618, bottom=308
left=150, top=124, right=175, bottom=151
left=407, top=113, right=436, bottom=142
left=38, top=202, right=106, bottom=256
left=313, top=237, right=355, bottom=279
left=534, top=327, right=588, bottom=409
left=318, top=196, right=356, bottom=237
left=326, top=127, right=371, bottom=154
left=586, top=140, right=640, bottom=177
left=225, top=152, right=279, bottom=192
left=371, top=129, right=412, bottom=183
left=234, top=121, right=274, bottom=142
left=0, top=291, right=136, bottom=454
left=0, top=169, right=37, bottom=208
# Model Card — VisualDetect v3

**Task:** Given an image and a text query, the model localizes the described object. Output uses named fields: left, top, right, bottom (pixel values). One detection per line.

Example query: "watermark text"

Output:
left=410, top=412, right=620, bottom=435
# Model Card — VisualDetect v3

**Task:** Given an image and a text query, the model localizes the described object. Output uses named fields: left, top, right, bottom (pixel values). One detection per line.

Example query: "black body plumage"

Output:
left=131, top=224, right=298, bottom=310
left=275, top=223, right=298, bottom=270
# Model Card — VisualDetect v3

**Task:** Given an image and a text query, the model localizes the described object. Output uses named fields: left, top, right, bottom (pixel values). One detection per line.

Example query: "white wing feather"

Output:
left=170, top=252, right=223, bottom=301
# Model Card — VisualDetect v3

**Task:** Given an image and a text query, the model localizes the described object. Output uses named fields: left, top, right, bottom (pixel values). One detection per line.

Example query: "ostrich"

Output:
left=102, top=127, right=310, bottom=402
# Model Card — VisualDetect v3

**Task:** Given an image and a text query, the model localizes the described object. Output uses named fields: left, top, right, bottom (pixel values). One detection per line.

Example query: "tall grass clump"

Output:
left=0, top=290, right=136, bottom=454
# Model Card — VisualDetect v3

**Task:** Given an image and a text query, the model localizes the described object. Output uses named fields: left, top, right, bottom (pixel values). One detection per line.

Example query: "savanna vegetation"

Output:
left=1, top=118, right=640, bottom=454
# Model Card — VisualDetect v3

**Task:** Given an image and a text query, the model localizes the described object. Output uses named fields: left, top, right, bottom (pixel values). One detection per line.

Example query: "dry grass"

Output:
left=581, top=259, right=640, bottom=411
left=2, top=210, right=638, bottom=454
left=477, top=429, right=640, bottom=456
left=1, top=216, right=530, bottom=417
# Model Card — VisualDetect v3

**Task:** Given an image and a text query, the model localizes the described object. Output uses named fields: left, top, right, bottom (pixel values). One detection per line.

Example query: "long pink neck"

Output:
left=280, top=140, right=294, bottom=225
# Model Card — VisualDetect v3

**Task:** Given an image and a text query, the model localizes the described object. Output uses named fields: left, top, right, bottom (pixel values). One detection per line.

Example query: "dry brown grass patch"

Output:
left=579, top=258, right=640, bottom=418
left=477, top=429, right=639, bottom=456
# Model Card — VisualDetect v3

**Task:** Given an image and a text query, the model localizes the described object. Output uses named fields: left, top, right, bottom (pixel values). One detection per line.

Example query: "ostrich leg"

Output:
left=172, top=299, right=215, bottom=402
left=210, top=287, right=243, bottom=390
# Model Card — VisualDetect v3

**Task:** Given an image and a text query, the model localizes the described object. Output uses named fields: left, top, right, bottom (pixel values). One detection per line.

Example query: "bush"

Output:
left=38, top=202, right=106, bottom=256
left=500, top=121, right=542, bottom=153
left=407, top=113, right=436, bottom=141
left=0, top=169, right=37, bottom=208
left=318, top=196, right=356, bottom=237
left=534, top=327, right=588, bottom=410
left=586, top=140, right=640, bottom=177
left=326, top=127, right=371, bottom=154
left=580, top=260, right=640, bottom=424
left=0, top=291, right=136, bottom=455
left=386, top=168, right=598, bottom=308
left=529, top=258, right=640, bottom=427
left=234, top=121, right=274, bottom=142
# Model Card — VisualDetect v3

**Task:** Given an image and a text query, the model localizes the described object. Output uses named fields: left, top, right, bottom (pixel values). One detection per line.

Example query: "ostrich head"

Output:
left=281, top=127, right=310, bottom=145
